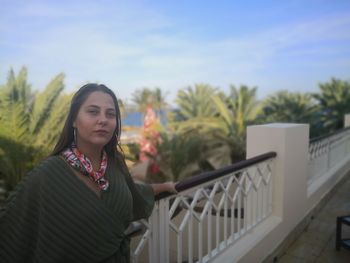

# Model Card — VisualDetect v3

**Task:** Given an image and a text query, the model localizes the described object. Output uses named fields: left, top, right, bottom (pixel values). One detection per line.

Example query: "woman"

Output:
left=0, top=83, right=176, bottom=263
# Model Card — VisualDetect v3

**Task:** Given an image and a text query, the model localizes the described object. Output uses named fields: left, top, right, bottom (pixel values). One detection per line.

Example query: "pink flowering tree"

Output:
left=138, top=106, right=163, bottom=180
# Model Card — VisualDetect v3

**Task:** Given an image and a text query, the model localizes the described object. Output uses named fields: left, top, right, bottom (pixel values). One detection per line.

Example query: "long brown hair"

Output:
left=51, top=83, right=124, bottom=163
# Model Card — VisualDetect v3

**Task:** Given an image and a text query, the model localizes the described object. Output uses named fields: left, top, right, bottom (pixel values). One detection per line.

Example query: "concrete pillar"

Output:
left=237, top=123, right=309, bottom=262
left=215, top=123, right=310, bottom=263
left=246, top=123, right=309, bottom=221
left=344, top=114, right=350, bottom=127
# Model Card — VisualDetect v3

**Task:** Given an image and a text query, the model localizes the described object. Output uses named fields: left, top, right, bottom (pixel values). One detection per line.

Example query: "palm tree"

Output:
left=0, top=68, right=32, bottom=142
left=171, top=85, right=260, bottom=165
left=207, top=85, right=261, bottom=162
left=131, top=87, right=168, bottom=128
left=131, top=87, right=168, bottom=115
left=0, top=137, right=35, bottom=191
left=0, top=67, right=69, bottom=190
left=260, top=90, right=318, bottom=136
left=173, top=84, right=218, bottom=121
left=149, top=132, right=202, bottom=182
left=313, top=78, right=350, bottom=134
left=153, top=87, right=168, bottom=117
left=169, top=84, right=220, bottom=135
left=148, top=85, right=229, bottom=181
left=225, top=85, right=261, bottom=136
left=33, top=93, right=72, bottom=154
left=131, top=88, right=154, bottom=114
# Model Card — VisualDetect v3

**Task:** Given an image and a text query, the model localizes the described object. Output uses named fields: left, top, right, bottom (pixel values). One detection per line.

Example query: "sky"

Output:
left=1, top=0, right=350, bottom=105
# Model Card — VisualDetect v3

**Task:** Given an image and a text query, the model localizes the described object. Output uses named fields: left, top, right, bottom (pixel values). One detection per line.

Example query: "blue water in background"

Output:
left=121, top=111, right=168, bottom=127
left=122, top=112, right=143, bottom=126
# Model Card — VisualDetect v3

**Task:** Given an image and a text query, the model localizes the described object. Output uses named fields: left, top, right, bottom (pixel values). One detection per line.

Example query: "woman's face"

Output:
left=73, top=91, right=117, bottom=152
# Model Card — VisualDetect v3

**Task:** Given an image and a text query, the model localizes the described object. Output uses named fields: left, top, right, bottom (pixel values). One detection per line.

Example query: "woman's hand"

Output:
left=162, top=181, right=178, bottom=194
left=151, top=181, right=177, bottom=195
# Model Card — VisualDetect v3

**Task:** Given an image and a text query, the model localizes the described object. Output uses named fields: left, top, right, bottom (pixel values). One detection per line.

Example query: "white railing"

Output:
left=129, top=152, right=276, bottom=263
left=128, top=123, right=350, bottom=263
left=308, top=127, right=350, bottom=186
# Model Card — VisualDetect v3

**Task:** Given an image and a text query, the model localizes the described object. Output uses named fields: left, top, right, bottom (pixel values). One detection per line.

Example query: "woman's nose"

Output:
left=98, top=114, right=108, bottom=124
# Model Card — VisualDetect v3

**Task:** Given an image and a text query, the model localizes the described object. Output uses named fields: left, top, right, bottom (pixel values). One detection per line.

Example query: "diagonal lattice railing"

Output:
left=129, top=152, right=276, bottom=263
left=308, top=127, right=350, bottom=185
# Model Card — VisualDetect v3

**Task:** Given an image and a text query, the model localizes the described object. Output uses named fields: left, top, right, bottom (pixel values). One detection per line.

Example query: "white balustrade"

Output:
left=308, top=128, right=350, bottom=186
left=128, top=122, right=350, bottom=263
left=130, top=155, right=275, bottom=263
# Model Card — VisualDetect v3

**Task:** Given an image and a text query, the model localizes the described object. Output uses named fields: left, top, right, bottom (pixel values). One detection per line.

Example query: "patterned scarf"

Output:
left=61, top=144, right=109, bottom=191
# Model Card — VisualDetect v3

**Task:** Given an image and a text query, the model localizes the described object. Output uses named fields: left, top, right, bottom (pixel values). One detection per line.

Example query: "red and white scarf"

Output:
left=61, top=144, right=109, bottom=191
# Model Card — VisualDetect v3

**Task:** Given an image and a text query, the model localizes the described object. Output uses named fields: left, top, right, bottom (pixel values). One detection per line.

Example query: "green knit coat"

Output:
left=0, top=156, right=154, bottom=263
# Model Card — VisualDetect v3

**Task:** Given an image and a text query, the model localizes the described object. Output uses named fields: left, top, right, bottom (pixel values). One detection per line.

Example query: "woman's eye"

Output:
left=88, top=110, right=98, bottom=115
left=107, top=112, right=116, bottom=118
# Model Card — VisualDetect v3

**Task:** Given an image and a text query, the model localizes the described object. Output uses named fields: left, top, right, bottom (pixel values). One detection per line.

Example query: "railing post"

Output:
left=345, top=115, right=350, bottom=156
left=149, top=203, right=160, bottom=263
left=327, top=139, right=331, bottom=171
left=344, top=114, right=350, bottom=127
left=158, top=198, right=170, bottom=263
left=148, top=199, right=170, bottom=263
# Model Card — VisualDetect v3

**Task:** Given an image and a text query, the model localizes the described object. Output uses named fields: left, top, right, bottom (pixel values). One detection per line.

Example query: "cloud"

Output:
left=1, top=1, right=349, bottom=103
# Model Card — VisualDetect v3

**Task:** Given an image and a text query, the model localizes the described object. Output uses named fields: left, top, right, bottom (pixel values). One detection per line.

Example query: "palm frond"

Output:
left=30, top=73, right=65, bottom=134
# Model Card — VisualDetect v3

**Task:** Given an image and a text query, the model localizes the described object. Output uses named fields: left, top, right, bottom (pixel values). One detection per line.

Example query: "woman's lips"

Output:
left=95, top=130, right=109, bottom=135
